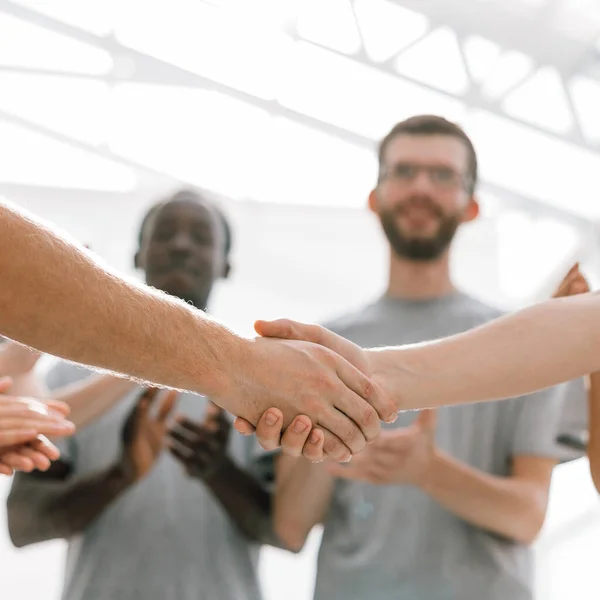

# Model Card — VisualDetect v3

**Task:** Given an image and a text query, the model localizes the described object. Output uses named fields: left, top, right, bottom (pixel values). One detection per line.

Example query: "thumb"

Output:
left=233, top=417, right=256, bottom=436
left=415, top=409, right=437, bottom=433
left=255, top=319, right=367, bottom=372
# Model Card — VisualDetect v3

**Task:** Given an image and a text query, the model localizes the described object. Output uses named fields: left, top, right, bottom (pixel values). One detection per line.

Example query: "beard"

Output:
left=379, top=199, right=461, bottom=261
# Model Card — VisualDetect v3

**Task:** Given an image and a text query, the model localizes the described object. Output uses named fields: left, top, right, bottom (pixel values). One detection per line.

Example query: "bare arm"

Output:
left=6, top=460, right=135, bottom=547
left=370, top=294, right=600, bottom=411
left=418, top=454, right=555, bottom=544
left=273, top=456, right=335, bottom=552
left=0, top=201, right=239, bottom=400
left=0, top=201, right=394, bottom=457
left=588, top=372, right=600, bottom=493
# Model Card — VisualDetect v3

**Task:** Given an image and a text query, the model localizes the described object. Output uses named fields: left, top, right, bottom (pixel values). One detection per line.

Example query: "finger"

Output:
left=0, top=377, right=13, bottom=393
left=233, top=417, right=255, bottom=436
left=254, top=408, right=284, bottom=451
left=203, top=401, right=224, bottom=421
left=0, top=451, right=35, bottom=472
left=316, top=428, right=352, bottom=463
left=0, top=463, right=14, bottom=476
left=255, top=320, right=367, bottom=372
left=168, top=427, right=196, bottom=449
left=168, top=440, right=193, bottom=464
left=0, top=429, right=38, bottom=448
left=29, top=436, right=61, bottom=461
left=333, top=358, right=391, bottom=439
left=280, top=415, right=313, bottom=458
left=44, top=400, right=71, bottom=417
left=302, top=428, right=325, bottom=463
left=12, top=446, right=52, bottom=471
left=415, top=409, right=437, bottom=432
left=156, top=391, right=178, bottom=424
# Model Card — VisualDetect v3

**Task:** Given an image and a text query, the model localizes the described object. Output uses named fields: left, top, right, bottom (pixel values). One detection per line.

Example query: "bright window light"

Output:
left=394, top=27, right=469, bottom=95
left=463, top=35, right=502, bottom=83
left=108, top=84, right=269, bottom=199
left=115, top=0, right=293, bottom=101
left=258, top=117, right=377, bottom=208
left=278, top=41, right=466, bottom=140
left=496, top=210, right=579, bottom=299
left=503, top=67, right=573, bottom=134
left=297, top=0, right=362, bottom=55
left=354, top=0, right=429, bottom=63
left=467, top=109, right=600, bottom=219
left=570, top=76, right=600, bottom=143
left=552, top=0, right=600, bottom=40
left=0, top=12, right=113, bottom=74
left=480, top=49, right=534, bottom=99
left=0, top=119, right=136, bottom=191
left=0, top=73, right=110, bottom=145
left=8, top=0, right=116, bottom=36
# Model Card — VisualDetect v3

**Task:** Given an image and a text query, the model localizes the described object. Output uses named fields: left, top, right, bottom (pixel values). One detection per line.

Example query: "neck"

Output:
left=386, top=248, right=456, bottom=301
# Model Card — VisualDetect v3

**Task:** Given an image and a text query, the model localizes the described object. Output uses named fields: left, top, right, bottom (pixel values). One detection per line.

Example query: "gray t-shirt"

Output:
left=314, top=293, right=578, bottom=600
left=44, top=362, right=272, bottom=600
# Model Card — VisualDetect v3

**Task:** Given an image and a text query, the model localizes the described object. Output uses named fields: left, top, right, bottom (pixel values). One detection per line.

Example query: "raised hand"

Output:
left=0, top=377, right=75, bottom=450
left=167, top=402, right=232, bottom=480
left=553, top=264, right=590, bottom=298
left=327, top=410, right=438, bottom=486
left=119, top=388, right=178, bottom=482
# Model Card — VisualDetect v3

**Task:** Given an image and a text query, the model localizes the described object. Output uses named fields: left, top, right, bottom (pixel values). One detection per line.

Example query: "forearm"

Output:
left=372, top=294, right=600, bottom=411
left=588, top=372, right=600, bottom=493
left=0, top=202, right=242, bottom=401
left=7, top=462, right=134, bottom=547
left=419, top=452, right=548, bottom=544
left=201, top=458, right=281, bottom=547
left=274, top=456, right=334, bottom=551
left=51, top=375, right=136, bottom=429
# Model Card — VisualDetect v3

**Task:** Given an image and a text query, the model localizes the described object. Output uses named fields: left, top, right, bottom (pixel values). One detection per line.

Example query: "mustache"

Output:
left=394, top=197, right=444, bottom=218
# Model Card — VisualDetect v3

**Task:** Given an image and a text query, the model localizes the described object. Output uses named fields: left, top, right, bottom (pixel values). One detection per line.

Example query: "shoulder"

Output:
left=322, top=301, right=383, bottom=336
left=454, top=293, right=503, bottom=323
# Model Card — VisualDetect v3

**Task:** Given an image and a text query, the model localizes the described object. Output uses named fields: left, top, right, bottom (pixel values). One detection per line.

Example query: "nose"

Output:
left=409, top=168, right=436, bottom=194
left=169, top=232, right=193, bottom=254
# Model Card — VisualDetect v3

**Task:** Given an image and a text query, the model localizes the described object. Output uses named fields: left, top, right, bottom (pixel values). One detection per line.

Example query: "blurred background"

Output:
left=1, top=0, right=600, bottom=598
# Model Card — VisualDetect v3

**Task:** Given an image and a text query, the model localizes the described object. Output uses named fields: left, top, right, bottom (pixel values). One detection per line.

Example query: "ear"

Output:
left=222, top=261, right=231, bottom=280
left=134, top=250, right=143, bottom=270
left=462, top=196, right=480, bottom=224
left=368, top=189, right=379, bottom=215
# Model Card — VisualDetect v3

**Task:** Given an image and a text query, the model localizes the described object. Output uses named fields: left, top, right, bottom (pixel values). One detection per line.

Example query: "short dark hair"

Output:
left=137, top=189, right=233, bottom=258
left=378, top=115, right=478, bottom=194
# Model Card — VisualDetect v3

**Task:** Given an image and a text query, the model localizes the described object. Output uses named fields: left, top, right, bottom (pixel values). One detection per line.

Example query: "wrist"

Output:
left=414, top=449, right=445, bottom=493
left=197, top=455, right=235, bottom=485
left=110, top=460, right=137, bottom=492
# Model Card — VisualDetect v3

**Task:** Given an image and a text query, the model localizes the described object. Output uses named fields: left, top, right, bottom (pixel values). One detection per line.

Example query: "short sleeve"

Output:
left=510, top=382, right=571, bottom=460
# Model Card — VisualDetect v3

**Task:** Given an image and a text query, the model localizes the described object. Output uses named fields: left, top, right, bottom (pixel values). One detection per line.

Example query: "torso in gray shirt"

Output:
left=46, top=362, right=272, bottom=600
left=314, top=293, right=576, bottom=600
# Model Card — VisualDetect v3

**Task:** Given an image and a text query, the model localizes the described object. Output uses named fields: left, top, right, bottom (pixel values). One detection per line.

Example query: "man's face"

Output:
left=138, top=199, right=227, bottom=308
left=374, top=134, right=476, bottom=261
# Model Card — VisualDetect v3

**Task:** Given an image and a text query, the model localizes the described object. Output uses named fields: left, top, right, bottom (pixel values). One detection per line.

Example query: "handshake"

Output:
left=0, top=318, right=398, bottom=474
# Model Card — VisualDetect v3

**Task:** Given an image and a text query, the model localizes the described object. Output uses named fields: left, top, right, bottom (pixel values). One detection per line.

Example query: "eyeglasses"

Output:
left=379, top=162, right=472, bottom=192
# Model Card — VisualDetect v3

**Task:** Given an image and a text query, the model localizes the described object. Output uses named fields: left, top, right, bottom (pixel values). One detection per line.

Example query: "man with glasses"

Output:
left=270, top=116, right=580, bottom=600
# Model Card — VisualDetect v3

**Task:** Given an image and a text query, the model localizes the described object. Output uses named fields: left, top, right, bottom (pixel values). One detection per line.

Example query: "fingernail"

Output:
left=386, top=412, right=398, bottom=423
left=294, top=420, right=308, bottom=434
left=309, top=431, right=320, bottom=444
left=340, top=454, right=352, bottom=463
left=265, top=411, right=278, bottom=426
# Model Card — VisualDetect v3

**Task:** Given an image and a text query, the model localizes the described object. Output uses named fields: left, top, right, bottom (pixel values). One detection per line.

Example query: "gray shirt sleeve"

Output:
left=510, top=383, right=570, bottom=459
